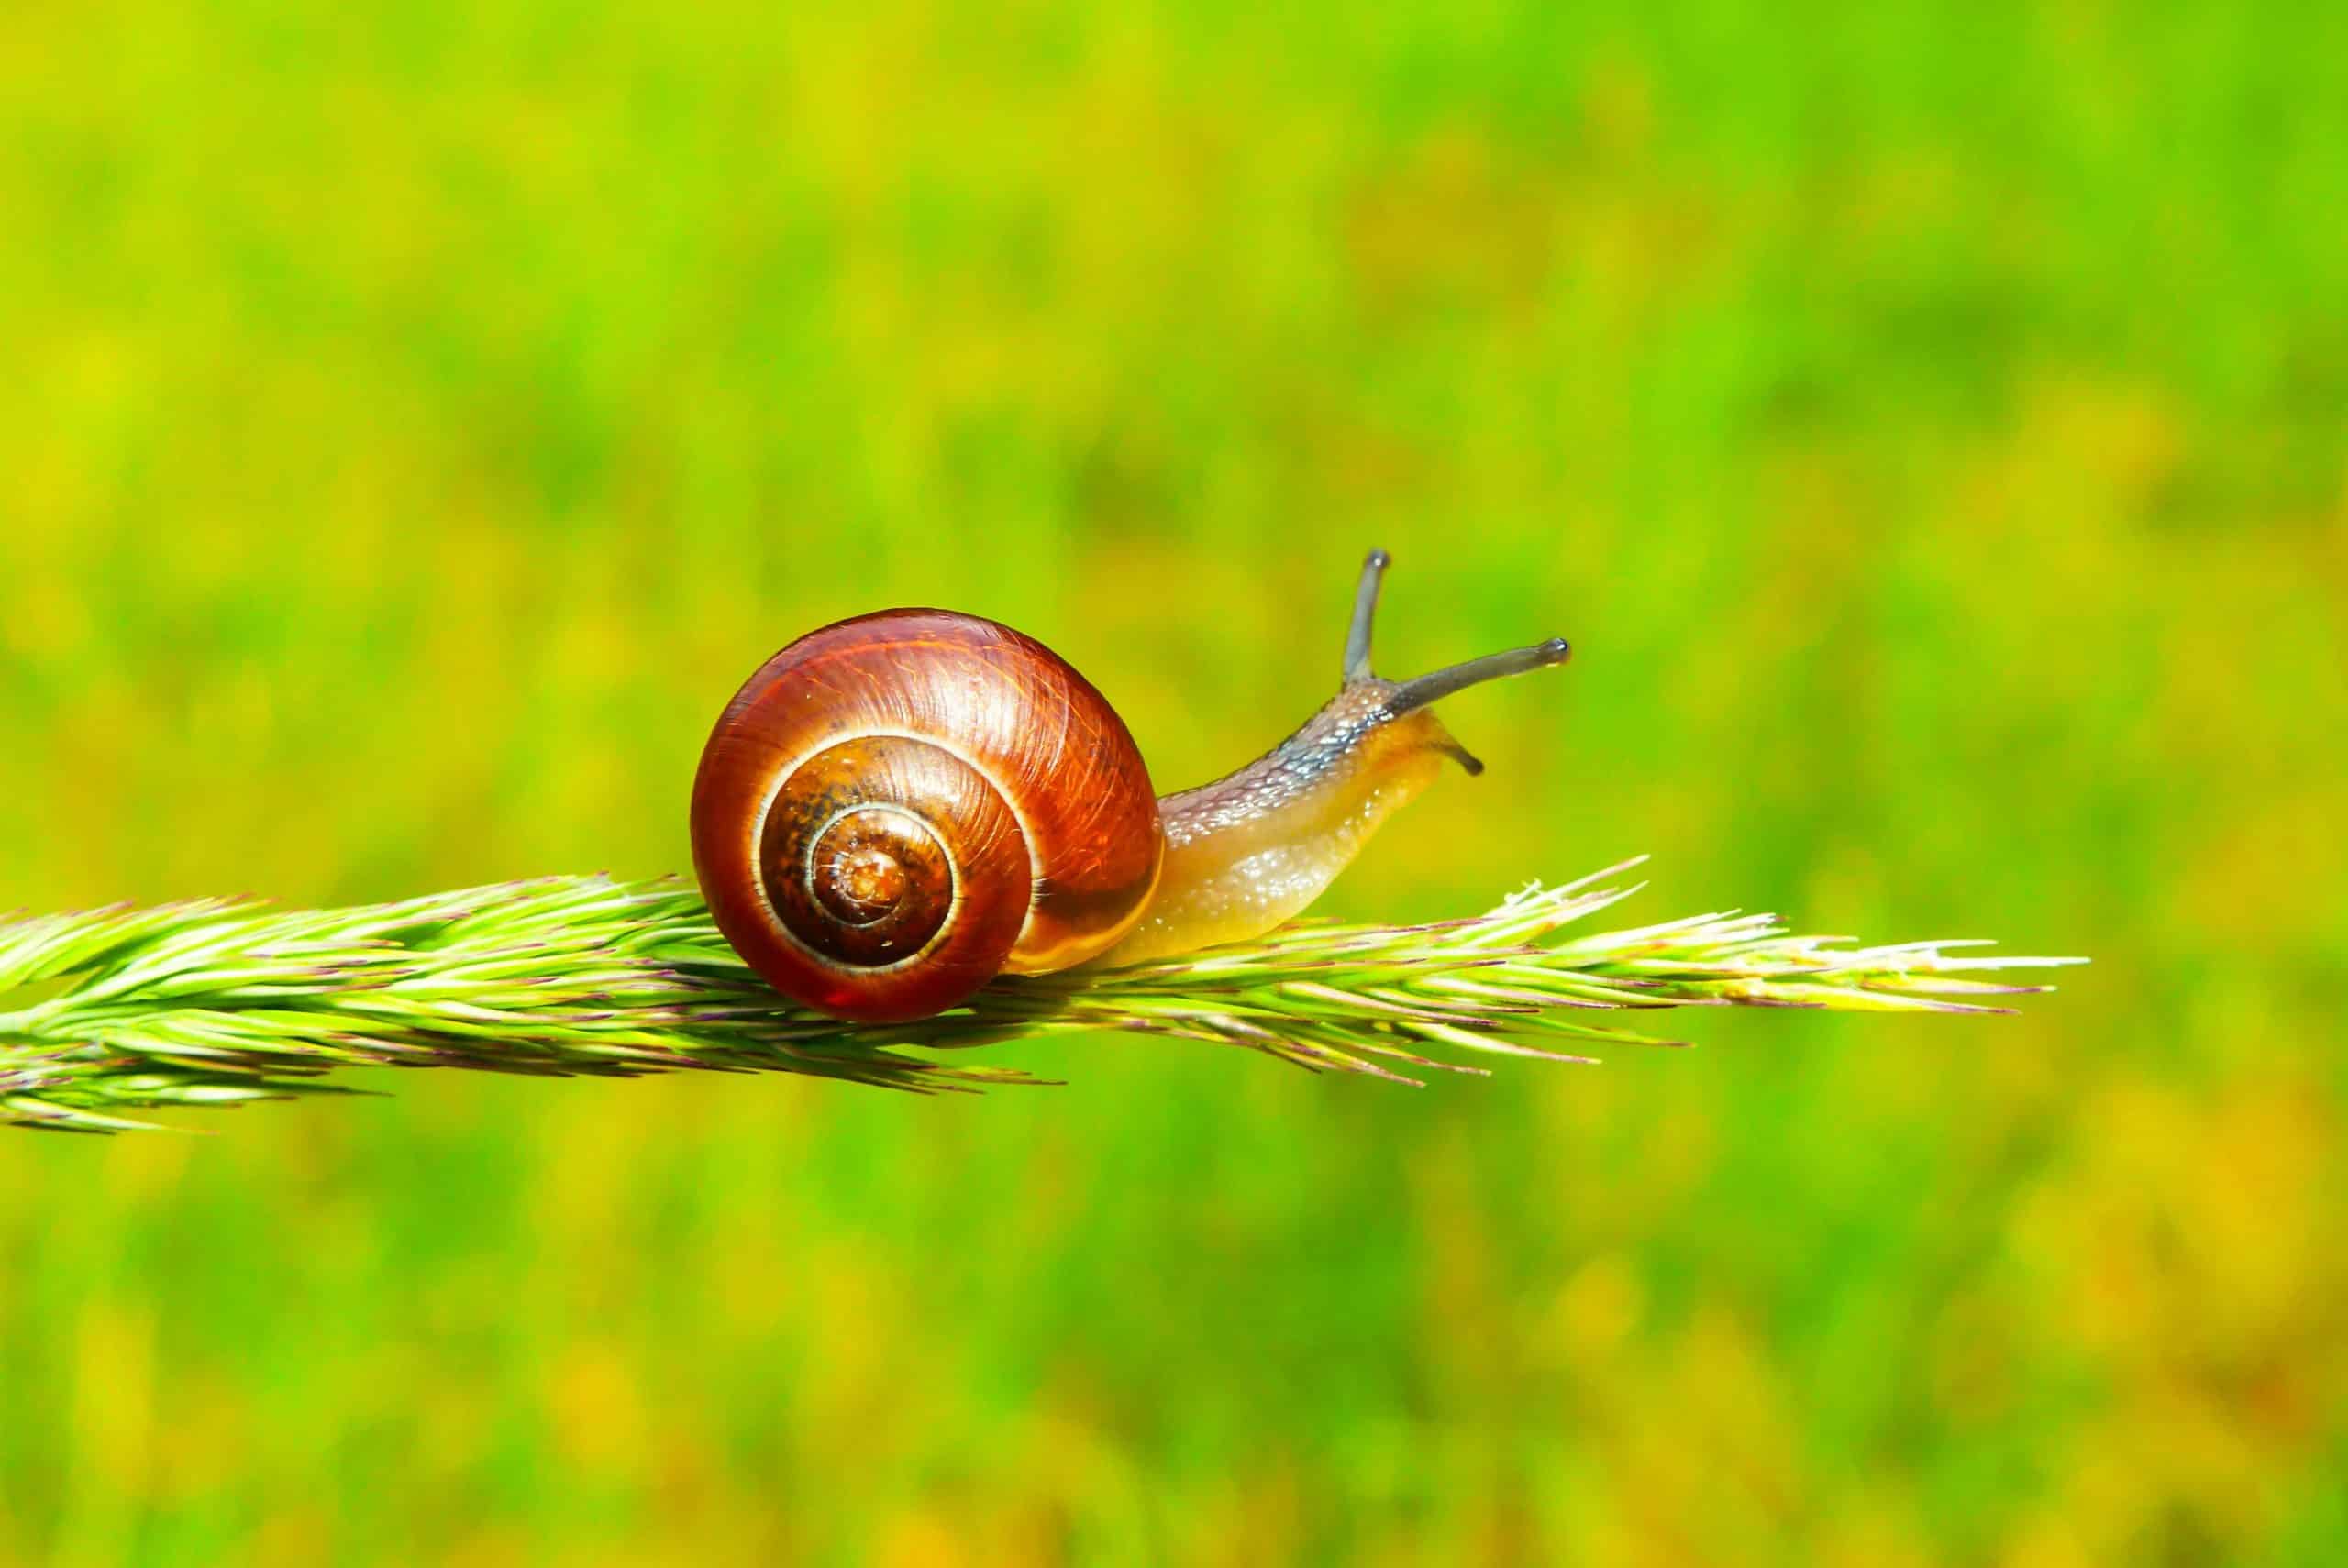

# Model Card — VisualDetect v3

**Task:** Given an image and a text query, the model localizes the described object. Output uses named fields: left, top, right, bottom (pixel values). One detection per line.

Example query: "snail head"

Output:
left=1335, top=547, right=1573, bottom=777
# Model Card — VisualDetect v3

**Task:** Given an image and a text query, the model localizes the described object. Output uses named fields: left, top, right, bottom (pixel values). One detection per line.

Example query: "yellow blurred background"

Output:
left=2, top=2, right=2342, bottom=1563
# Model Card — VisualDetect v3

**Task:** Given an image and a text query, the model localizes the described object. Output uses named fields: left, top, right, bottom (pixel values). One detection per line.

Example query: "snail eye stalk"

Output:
left=1343, top=548, right=1391, bottom=684
left=1387, top=638, right=1574, bottom=716
left=1337, top=547, right=1570, bottom=712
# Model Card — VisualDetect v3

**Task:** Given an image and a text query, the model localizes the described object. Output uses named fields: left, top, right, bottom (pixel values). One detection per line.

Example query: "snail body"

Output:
left=692, top=551, right=1570, bottom=1021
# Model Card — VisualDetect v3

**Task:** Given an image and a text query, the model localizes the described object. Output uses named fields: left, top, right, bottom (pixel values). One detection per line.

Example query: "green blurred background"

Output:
left=3, top=2, right=2342, bottom=1562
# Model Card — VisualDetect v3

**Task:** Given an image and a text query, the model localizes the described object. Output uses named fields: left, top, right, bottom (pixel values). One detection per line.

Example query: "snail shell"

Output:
left=690, top=610, right=1165, bottom=1022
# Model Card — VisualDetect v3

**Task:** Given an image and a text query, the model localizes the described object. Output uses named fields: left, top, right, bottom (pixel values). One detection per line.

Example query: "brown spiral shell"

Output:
left=690, top=610, right=1167, bottom=1022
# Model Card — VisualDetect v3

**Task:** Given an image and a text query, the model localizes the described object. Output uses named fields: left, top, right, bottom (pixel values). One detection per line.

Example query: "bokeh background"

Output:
left=3, top=2, right=2342, bottom=1563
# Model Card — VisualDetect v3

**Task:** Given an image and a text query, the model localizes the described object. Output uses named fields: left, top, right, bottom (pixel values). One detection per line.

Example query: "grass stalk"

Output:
left=0, top=857, right=2084, bottom=1132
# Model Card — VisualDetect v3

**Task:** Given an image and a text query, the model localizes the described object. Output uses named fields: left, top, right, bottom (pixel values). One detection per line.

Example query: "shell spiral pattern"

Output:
left=691, top=610, right=1166, bottom=1022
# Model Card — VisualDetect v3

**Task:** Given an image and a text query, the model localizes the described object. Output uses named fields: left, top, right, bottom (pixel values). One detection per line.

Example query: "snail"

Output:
left=691, top=550, right=1571, bottom=1022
